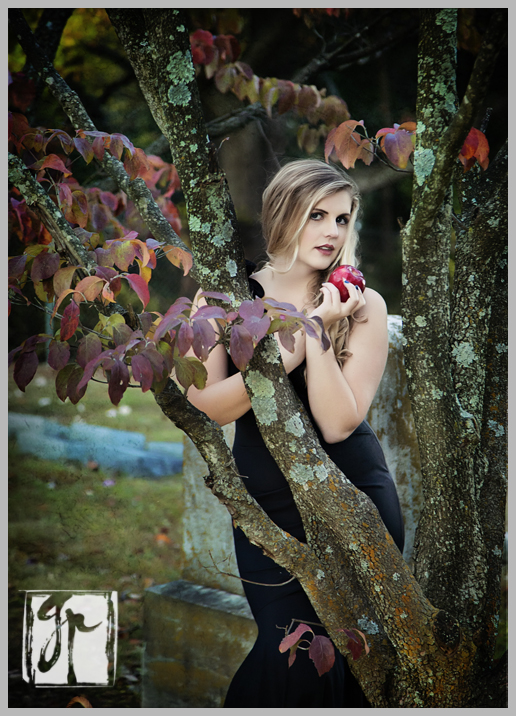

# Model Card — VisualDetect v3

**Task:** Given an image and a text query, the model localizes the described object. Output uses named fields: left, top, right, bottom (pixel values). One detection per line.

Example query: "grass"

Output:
left=8, top=362, right=184, bottom=443
left=8, top=363, right=186, bottom=707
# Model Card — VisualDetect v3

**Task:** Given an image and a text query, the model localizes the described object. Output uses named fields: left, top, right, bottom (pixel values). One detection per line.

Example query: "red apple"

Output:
left=328, top=265, right=366, bottom=302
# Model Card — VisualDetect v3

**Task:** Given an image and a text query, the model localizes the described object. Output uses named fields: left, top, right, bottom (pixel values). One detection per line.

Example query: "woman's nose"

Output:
left=325, top=220, right=339, bottom=237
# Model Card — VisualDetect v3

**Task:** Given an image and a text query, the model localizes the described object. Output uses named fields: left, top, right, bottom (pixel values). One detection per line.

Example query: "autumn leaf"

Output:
left=376, top=122, right=416, bottom=169
left=279, top=623, right=314, bottom=653
left=192, top=319, right=217, bottom=362
left=76, top=333, right=103, bottom=369
left=123, top=273, right=150, bottom=309
left=48, top=339, right=71, bottom=371
left=309, top=634, right=336, bottom=676
left=13, top=350, right=39, bottom=391
left=30, top=250, right=60, bottom=283
left=131, top=353, right=154, bottom=392
left=458, top=127, right=489, bottom=172
left=340, top=627, right=370, bottom=661
left=325, top=120, right=373, bottom=168
left=66, top=695, right=92, bottom=707
left=60, top=300, right=81, bottom=341
left=162, top=245, right=193, bottom=276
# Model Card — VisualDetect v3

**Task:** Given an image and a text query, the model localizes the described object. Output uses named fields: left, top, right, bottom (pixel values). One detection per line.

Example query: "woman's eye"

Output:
left=310, top=211, right=322, bottom=220
left=337, top=215, right=350, bottom=225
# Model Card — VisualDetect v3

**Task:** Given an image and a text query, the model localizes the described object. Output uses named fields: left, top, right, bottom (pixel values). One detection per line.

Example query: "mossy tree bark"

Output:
left=9, top=7, right=507, bottom=707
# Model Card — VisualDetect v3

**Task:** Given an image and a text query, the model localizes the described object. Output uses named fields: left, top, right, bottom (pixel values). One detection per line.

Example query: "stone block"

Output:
left=141, top=580, right=257, bottom=708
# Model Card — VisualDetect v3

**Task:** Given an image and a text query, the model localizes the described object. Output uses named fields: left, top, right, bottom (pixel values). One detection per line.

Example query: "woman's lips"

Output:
left=316, top=245, right=334, bottom=255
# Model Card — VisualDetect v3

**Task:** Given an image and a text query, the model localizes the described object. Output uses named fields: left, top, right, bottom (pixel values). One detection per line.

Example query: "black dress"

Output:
left=223, top=275, right=405, bottom=708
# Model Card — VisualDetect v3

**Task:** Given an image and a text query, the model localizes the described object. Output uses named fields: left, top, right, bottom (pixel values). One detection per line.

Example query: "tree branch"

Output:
left=8, top=8, right=193, bottom=274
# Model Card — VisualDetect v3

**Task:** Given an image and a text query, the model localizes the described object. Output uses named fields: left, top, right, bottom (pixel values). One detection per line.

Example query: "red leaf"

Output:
left=229, top=323, right=254, bottom=371
left=123, top=273, right=150, bottom=308
left=31, top=251, right=60, bottom=282
left=131, top=353, right=154, bottom=392
left=60, top=300, right=80, bottom=341
left=48, top=339, right=70, bottom=371
left=13, top=350, right=39, bottom=391
left=74, top=136, right=95, bottom=164
left=340, top=628, right=370, bottom=661
left=92, top=135, right=106, bottom=160
left=308, top=635, right=335, bottom=676
left=279, top=623, right=313, bottom=653
left=58, top=182, right=73, bottom=211
left=459, top=127, right=490, bottom=172
left=124, top=147, right=149, bottom=180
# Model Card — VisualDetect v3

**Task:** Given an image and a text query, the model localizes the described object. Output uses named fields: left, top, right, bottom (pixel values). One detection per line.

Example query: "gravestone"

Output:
left=141, top=315, right=423, bottom=707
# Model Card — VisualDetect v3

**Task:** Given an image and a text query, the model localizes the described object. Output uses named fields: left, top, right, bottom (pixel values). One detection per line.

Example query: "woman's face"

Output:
left=296, top=189, right=353, bottom=272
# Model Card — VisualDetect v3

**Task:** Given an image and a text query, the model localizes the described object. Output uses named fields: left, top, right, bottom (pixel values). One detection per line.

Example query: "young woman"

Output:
left=187, top=159, right=405, bottom=707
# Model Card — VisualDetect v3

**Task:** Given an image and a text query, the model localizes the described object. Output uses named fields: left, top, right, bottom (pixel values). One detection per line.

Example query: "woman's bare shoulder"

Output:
left=356, top=286, right=387, bottom=322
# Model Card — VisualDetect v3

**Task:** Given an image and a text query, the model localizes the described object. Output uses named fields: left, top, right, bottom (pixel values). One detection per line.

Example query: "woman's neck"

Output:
left=252, top=263, right=320, bottom=311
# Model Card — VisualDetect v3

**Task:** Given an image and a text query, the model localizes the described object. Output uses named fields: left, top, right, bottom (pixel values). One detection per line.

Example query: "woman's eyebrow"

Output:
left=312, top=207, right=351, bottom=217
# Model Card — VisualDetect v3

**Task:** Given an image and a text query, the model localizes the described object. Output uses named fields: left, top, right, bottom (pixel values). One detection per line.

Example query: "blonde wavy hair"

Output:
left=260, top=159, right=362, bottom=368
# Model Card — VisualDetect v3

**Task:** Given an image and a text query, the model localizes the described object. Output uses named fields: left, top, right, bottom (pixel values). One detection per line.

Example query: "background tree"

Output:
left=8, top=8, right=507, bottom=707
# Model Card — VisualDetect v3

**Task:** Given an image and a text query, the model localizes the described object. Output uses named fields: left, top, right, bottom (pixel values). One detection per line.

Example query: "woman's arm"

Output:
left=305, top=284, right=388, bottom=443
left=181, top=292, right=252, bottom=426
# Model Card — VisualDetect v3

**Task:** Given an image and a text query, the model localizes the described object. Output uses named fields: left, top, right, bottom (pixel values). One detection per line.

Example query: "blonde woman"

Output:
left=188, top=159, right=405, bottom=707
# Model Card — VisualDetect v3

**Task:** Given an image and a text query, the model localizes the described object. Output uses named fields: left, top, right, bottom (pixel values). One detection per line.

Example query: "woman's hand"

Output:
left=309, top=281, right=366, bottom=330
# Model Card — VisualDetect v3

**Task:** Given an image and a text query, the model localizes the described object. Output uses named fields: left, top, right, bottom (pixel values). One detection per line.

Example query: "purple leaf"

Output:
left=108, top=359, right=130, bottom=406
left=48, top=339, right=70, bottom=371
left=13, top=350, right=39, bottom=391
left=242, top=315, right=270, bottom=344
left=277, top=324, right=296, bottom=353
left=238, top=297, right=264, bottom=320
left=199, top=290, right=232, bottom=303
left=309, top=635, right=335, bottom=676
left=67, top=364, right=88, bottom=404
left=76, top=333, right=103, bottom=369
left=153, top=313, right=181, bottom=343
left=112, top=323, right=133, bottom=346
left=229, top=323, right=254, bottom=371
left=8, top=254, right=27, bottom=279
left=131, top=353, right=154, bottom=392
left=177, top=321, right=194, bottom=357
left=191, top=304, right=227, bottom=321
left=141, top=346, right=165, bottom=377
left=192, top=319, right=216, bottom=362
left=31, top=251, right=60, bottom=283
